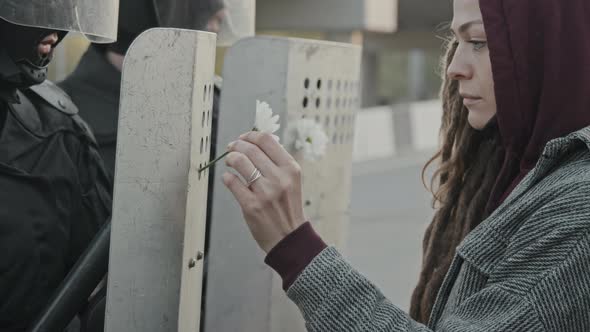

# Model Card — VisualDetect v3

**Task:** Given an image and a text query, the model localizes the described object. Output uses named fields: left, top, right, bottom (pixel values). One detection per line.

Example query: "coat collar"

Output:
left=457, top=125, right=590, bottom=275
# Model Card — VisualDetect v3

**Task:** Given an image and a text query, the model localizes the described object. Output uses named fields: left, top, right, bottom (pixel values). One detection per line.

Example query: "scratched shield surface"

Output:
left=203, top=36, right=362, bottom=332
left=105, top=28, right=216, bottom=332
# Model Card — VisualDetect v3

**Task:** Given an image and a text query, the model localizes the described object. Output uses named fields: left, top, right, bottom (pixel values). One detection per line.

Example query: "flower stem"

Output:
left=199, top=150, right=230, bottom=173
left=199, top=127, right=258, bottom=173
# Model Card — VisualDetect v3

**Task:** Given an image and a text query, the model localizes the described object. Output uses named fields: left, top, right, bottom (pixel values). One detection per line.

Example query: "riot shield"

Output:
left=203, top=36, right=362, bottom=332
left=105, top=28, right=216, bottom=332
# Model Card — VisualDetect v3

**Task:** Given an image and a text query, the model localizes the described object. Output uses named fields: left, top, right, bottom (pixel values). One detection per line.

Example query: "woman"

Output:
left=223, top=0, right=590, bottom=330
left=409, top=6, right=504, bottom=324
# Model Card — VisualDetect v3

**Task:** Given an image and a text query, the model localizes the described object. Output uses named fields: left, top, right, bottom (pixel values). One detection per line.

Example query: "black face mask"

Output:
left=0, top=19, right=67, bottom=89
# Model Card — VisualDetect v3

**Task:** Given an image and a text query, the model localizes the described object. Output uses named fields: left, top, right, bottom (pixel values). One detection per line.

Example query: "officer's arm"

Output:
left=68, top=139, right=112, bottom=269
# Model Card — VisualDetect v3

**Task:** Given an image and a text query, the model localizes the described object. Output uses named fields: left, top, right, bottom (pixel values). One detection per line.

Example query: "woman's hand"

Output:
left=223, top=131, right=307, bottom=253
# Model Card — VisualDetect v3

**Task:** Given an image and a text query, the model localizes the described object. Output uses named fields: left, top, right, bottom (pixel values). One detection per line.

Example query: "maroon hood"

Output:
left=481, top=0, right=590, bottom=210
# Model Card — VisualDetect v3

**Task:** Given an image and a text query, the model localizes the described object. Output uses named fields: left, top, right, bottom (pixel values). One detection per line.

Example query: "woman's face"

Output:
left=448, top=0, right=497, bottom=130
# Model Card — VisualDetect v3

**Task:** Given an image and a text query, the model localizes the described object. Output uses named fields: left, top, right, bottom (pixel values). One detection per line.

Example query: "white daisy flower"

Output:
left=200, top=100, right=280, bottom=172
left=254, top=100, right=280, bottom=141
left=286, top=119, right=329, bottom=162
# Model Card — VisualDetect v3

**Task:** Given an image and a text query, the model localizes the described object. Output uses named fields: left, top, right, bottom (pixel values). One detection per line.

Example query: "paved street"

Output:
left=344, top=150, right=435, bottom=310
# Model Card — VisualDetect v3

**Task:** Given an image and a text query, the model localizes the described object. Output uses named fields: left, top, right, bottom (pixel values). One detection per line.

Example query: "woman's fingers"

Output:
left=239, top=131, right=294, bottom=167
left=227, top=139, right=278, bottom=179
left=222, top=132, right=308, bottom=254
left=222, top=172, right=254, bottom=206
left=225, top=151, right=259, bottom=183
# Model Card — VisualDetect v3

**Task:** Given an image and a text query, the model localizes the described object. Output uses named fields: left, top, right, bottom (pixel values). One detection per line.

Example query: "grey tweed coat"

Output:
left=287, top=127, right=590, bottom=331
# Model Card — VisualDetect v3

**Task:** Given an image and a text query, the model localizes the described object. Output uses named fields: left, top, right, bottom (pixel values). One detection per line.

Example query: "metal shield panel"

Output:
left=203, top=36, right=362, bottom=332
left=105, top=28, right=216, bottom=332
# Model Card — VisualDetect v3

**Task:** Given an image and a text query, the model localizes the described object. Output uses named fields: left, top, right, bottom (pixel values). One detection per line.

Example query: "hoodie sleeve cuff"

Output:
left=264, top=222, right=328, bottom=290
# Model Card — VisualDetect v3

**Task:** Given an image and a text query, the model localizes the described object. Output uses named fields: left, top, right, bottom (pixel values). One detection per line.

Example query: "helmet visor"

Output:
left=0, top=0, right=119, bottom=43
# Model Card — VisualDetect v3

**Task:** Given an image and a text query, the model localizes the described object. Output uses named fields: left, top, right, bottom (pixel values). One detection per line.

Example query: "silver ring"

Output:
left=247, top=168, right=262, bottom=187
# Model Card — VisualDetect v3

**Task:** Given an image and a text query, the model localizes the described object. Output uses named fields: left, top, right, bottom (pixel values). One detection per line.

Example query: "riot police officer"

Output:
left=0, top=1, right=117, bottom=330
left=59, top=0, right=225, bottom=177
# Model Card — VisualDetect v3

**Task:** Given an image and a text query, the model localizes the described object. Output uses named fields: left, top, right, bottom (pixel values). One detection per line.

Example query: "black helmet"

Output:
left=0, top=0, right=119, bottom=88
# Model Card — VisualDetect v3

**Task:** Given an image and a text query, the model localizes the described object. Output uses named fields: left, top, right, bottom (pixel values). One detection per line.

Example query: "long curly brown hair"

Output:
left=409, top=39, right=505, bottom=324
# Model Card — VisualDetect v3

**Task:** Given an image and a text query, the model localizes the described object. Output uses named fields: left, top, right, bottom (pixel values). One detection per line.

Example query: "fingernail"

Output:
left=222, top=172, right=236, bottom=187
left=227, top=141, right=236, bottom=149
left=239, top=133, right=247, bottom=139
left=222, top=172, right=231, bottom=184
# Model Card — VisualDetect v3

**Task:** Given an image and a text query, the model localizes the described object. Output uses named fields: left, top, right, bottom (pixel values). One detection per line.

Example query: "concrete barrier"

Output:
left=353, top=99, right=442, bottom=162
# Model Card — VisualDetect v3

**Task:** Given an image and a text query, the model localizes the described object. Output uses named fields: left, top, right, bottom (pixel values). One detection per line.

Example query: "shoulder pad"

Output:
left=71, top=114, right=98, bottom=145
left=11, top=87, right=95, bottom=144
left=28, top=80, right=79, bottom=115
